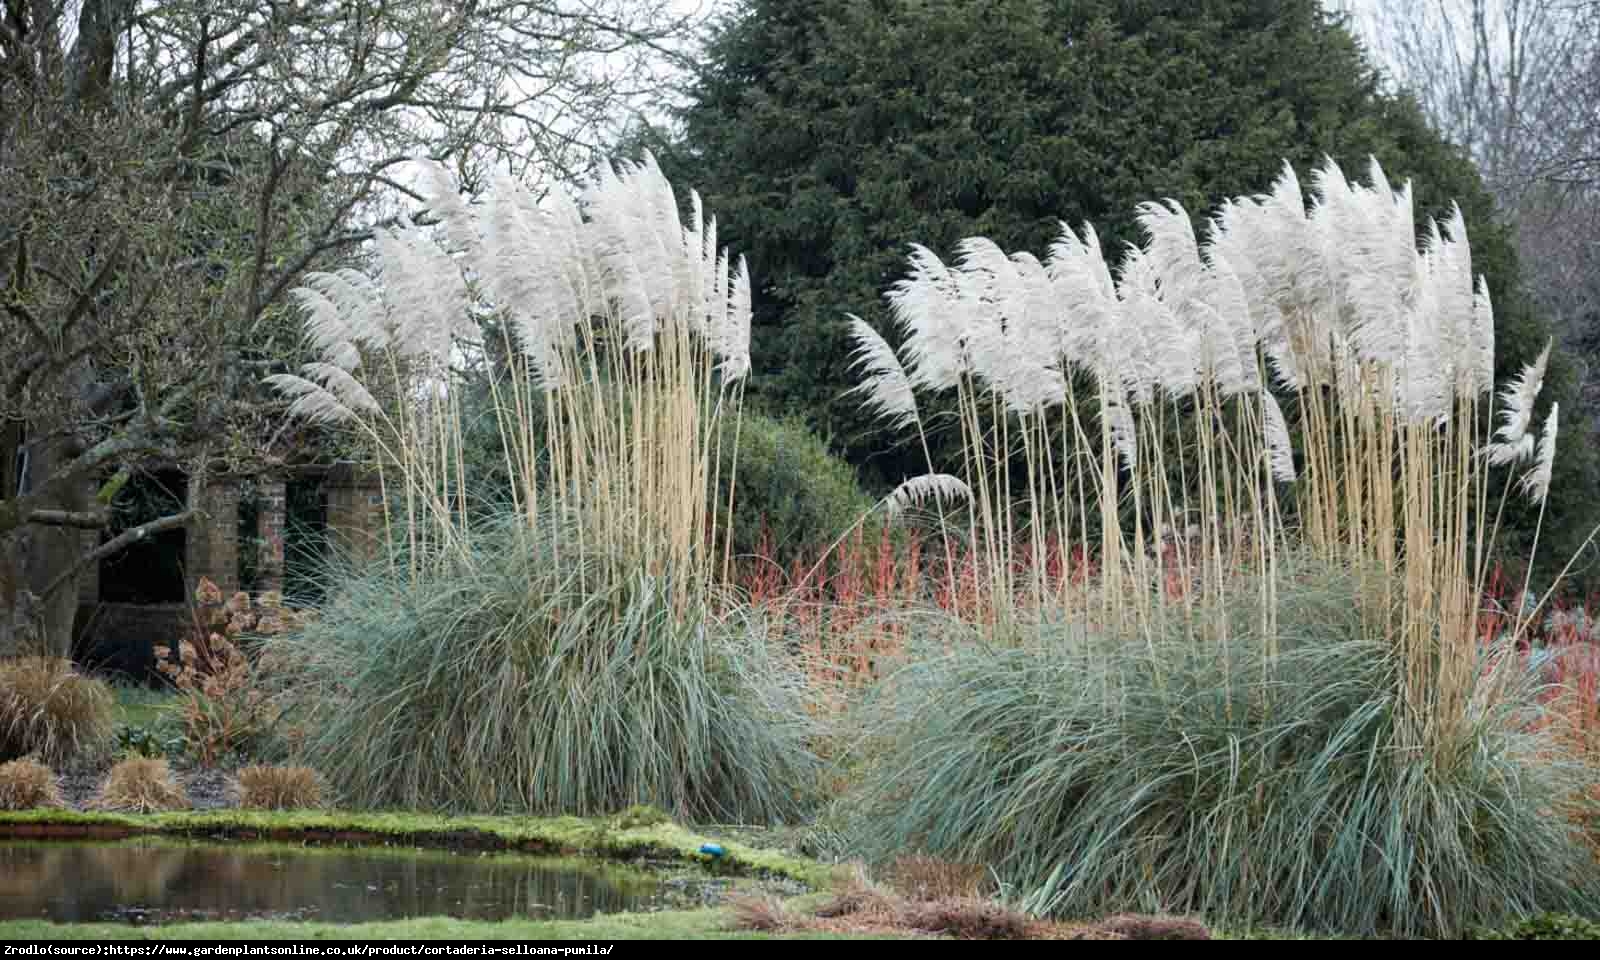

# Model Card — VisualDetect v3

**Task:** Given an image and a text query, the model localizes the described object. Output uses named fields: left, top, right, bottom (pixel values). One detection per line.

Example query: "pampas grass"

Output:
left=839, top=561, right=1600, bottom=938
left=844, top=155, right=1593, bottom=751
left=0, top=657, right=115, bottom=766
left=264, top=513, right=820, bottom=822
left=267, top=153, right=753, bottom=617
left=0, top=757, right=65, bottom=810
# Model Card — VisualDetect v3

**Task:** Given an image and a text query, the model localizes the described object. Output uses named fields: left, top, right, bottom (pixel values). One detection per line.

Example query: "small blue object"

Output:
left=699, top=843, right=725, bottom=858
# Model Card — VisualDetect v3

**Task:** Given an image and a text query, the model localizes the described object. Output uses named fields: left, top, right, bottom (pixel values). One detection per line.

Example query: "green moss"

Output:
left=0, top=808, right=839, bottom=888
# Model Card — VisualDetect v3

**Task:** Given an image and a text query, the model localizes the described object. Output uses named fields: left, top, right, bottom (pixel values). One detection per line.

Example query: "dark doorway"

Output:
left=98, top=469, right=188, bottom=604
left=284, top=477, right=330, bottom=606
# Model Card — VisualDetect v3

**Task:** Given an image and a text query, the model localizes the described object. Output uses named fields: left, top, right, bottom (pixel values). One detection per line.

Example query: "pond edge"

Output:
left=0, top=809, right=838, bottom=890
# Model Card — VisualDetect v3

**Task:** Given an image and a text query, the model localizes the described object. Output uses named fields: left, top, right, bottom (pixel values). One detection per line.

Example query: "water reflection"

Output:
left=0, top=840, right=660, bottom=924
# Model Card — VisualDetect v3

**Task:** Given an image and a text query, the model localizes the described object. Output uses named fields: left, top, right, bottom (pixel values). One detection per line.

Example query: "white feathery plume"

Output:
left=1485, top=433, right=1537, bottom=467
left=372, top=222, right=473, bottom=362
left=582, top=157, right=662, bottom=350
left=1398, top=257, right=1452, bottom=424
left=297, top=269, right=384, bottom=354
left=1318, top=158, right=1412, bottom=368
left=885, top=473, right=974, bottom=519
left=1262, top=390, right=1297, bottom=482
left=1136, top=199, right=1205, bottom=304
left=702, top=212, right=721, bottom=328
left=844, top=314, right=919, bottom=430
left=1212, top=197, right=1301, bottom=390
left=266, top=360, right=380, bottom=426
left=888, top=243, right=968, bottom=392
left=301, top=362, right=380, bottom=415
left=1115, top=246, right=1188, bottom=400
left=264, top=374, right=354, bottom=425
left=325, top=340, right=362, bottom=372
left=718, top=255, right=753, bottom=380
left=1495, top=338, right=1552, bottom=447
left=1471, top=275, right=1496, bottom=397
left=1102, top=387, right=1138, bottom=474
left=1519, top=402, right=1558, bottom=504
left=414, top=159, right=481, bottom=259
left=637, top=152, right=692, bottom=321
left=1046, top=222, right=1119, bottom=371
left=951, top=237, right=1012, bottom=397
left=470, top=178, right=586, bottom=388
left=1434, top=204, right=1477, bottom=397
left=998, top=251, right=1067, bottom=412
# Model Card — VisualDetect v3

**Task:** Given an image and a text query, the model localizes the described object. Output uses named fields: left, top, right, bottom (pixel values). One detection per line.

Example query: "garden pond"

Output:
left=0, top=839, right=740, bottom=925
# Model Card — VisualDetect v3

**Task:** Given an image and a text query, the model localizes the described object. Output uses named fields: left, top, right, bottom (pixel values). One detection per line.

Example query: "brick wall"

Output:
left=184, top=479, right=239, bottom=598
left=324, top=465, right=386, bottom=564
left=257, top=479, right=286, bottom=594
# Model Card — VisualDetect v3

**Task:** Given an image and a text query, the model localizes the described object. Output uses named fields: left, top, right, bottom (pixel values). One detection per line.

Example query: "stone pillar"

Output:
left=185, top=478, right=239, bottom=599
left=257, top=478, right=287, bottom=596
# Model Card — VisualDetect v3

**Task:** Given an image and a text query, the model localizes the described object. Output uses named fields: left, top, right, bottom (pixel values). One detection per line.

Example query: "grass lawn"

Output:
left=111, top=684, right=178, bottom=730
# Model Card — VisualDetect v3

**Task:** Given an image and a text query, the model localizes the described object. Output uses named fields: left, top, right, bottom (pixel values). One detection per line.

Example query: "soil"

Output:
left=57, top=759, right=238, bottom=812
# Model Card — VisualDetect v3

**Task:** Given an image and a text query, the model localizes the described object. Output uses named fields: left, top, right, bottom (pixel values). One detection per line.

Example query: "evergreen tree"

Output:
left=645, top=0, right=1597, bottom=587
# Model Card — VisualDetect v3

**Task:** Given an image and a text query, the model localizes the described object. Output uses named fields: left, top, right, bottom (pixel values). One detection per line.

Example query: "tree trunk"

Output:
left=0, top=433, right=90, bottom=659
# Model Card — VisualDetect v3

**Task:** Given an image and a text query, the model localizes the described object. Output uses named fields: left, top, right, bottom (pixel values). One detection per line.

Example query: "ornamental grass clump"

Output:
left=262, top=155, right=819, bottom=822
left=0, top=757, right=65, bottom=810
left=838, top=158, right=1600, bottom=936
left=265, top=514, right=820, bottom=822
left=842, top=563, right=1599, bottom=937
left=92, top=757, right=189, bottom=813
left=231, top=764, right=325, bottom=810
left=0, top=656, right=115, bottom=766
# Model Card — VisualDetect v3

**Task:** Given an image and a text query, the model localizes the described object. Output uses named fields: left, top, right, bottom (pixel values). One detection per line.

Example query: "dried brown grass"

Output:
left=92, top=757, right=190, bottom=813
left=0, top=657, right=115, bottom=766
left=881, top=854, right=988, bottom=901
left=725, top=894, right=795, bottom=932
left=0, top=757, right=65, bottom=810
left=231, top=764, right=325, bottom=810
left=731, top=871, right=1211, bottom=941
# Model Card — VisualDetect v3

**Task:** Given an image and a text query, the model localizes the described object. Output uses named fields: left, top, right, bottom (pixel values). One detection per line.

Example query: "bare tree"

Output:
left=1, top=0, right=704, bottom=657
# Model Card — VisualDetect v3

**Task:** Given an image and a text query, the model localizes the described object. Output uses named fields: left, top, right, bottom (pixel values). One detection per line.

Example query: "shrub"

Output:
left=265, top=515, right=822, bottom=823
left=231, top=764, right=324, bottom=810
left=0, top=758, right=65, bottom=810
left=92, top=757, right=190, bottom=813
left=0, top=657, right=115, bottom=766
left=153, top=579, right=299, bottom=767
left=838, top=564, right=1600, bottom=940
left=713, top=410, right=878, bottom=571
